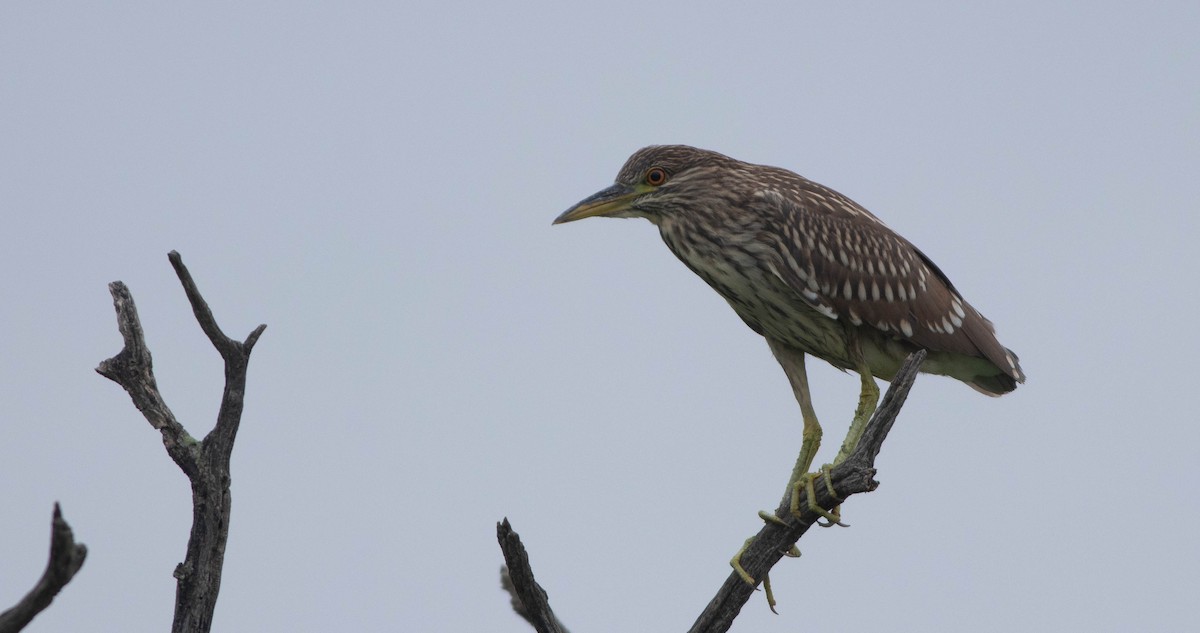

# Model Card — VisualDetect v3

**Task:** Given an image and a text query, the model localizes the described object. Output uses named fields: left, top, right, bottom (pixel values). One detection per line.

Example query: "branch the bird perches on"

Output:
left=497, top=349, right=925, bottom=633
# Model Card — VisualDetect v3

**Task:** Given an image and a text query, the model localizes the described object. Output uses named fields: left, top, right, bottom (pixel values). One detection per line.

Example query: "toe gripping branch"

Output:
left=694, top=350, right=926, bottom=632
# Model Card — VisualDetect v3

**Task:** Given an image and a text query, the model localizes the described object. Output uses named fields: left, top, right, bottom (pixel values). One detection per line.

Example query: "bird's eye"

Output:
left=644, top=167, right=668, bottom=186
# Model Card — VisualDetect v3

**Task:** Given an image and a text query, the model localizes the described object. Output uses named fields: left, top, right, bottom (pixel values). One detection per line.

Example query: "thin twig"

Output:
left=0, top=504, right=88, bottom=633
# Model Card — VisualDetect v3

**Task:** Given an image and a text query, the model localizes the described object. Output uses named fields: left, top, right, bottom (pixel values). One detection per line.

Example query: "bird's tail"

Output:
left=967, top=346, right=1024, bottom=396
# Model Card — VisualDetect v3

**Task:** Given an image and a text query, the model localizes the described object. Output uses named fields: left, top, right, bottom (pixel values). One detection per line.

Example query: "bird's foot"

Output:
left=730, top=536, right=759, bottom=585
left=730, top=525, right=802, bottom=588
left=815, top=464, right=847, bottom=528
left=757, top=510, right=789, bottom=527
left=792, top=466, right=848, bottom=527
left=754, top=513, right=803, bottom=556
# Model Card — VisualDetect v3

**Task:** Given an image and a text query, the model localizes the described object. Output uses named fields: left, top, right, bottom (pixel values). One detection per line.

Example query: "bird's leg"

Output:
left=832, top=333, right=881, bottom=467
left=768, top=341, right=820, bottom=495
left=800, top=331, right=880, bottom=526
left=730, top=341, right=839, bottom=587
left=768, top=341, right=843, bottom=525
left=809, top=361, right=878, bottom=527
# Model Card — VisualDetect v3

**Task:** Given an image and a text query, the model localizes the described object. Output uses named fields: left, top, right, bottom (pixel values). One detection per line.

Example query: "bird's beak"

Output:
left=553, top=183, right=642, bottom=224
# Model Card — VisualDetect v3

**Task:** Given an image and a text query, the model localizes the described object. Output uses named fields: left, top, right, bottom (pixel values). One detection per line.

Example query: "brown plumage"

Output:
left=555, top=144, right=1025, bottom=583
left=556, top=143, right=1027, bottom=582
left=555, top=145, right=1024, bottom=395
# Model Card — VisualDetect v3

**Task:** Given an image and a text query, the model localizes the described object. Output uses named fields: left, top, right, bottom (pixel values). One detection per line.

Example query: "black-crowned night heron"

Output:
left=553, top=145, right=1024, bottom=585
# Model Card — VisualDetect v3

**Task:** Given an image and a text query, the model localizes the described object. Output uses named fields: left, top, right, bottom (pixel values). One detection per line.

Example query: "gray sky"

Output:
left=2, top=2, right=1197, bottom=631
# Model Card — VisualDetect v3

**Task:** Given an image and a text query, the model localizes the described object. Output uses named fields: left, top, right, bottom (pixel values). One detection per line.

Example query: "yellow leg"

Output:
left=767, top=340, right=848, bottom=525
left=730, top=340, right=855, bottom=588
left=767, top=340, right=823, bottom=498
left=832, top=334, right=881, bottom=467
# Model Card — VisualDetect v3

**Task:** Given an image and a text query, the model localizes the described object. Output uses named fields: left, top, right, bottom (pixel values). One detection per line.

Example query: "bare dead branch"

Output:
left=687, top=349, right=926, bottom=633
left=497, top=350, right=925, bottom=633
left=95, top=280, right=199, bottom=477
left=0, top=504, right=87, bottom=633
left=497, top=519, right=569, bottom=633
left=96, top=252, right=266, bottom=633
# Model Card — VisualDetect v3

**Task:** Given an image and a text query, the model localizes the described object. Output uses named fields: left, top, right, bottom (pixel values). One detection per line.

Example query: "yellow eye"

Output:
left=644, top=167, right=668, bottom=186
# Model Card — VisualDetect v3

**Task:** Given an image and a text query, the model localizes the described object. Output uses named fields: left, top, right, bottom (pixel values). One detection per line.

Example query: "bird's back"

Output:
left=648, top=147, right=1024, bottom=394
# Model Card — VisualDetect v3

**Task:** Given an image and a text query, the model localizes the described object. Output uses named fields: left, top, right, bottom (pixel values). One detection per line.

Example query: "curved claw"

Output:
left=763, top=573, right=779, bottom=614
left=816, top=510, right=847, bottom=528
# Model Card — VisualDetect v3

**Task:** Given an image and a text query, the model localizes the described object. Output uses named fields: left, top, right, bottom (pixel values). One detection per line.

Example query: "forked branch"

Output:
left=96, top=251, right=266, bottom=633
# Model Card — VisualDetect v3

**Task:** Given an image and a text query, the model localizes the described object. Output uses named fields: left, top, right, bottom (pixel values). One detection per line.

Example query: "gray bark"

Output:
left=0, top=504, right=87, bottom=633
left=96, top=251, right=266, bottom=633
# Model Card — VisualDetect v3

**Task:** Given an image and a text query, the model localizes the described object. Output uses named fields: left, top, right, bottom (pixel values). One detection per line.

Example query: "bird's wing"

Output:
left=754, top=186, right=1021, bottom=381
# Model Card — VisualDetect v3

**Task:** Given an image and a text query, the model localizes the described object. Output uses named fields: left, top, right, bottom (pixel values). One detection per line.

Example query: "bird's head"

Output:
left=553, top=145, right=735, bottom=225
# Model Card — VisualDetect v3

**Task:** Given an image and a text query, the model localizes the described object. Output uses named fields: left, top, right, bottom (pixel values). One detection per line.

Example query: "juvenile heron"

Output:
left=553, top=145, right=1024, bottom=584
